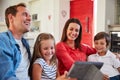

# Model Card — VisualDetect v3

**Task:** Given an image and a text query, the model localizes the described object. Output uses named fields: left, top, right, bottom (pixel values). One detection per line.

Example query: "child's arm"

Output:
left=56, top=71, right=68, bottom=80
left=117, top=67, right=120, bottom=73
left=56, top=69, right=60, bottom=78
left=56, top=71, right=77, bottom=80
left=32, top=63, right=42, bottom=80
left=113, top=52, right=120, bottom=60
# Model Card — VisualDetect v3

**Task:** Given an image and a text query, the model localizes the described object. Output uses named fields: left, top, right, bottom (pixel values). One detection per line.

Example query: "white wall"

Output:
left=55, top=0, right=70, bottom=42
left=94, top=0, right=106, bottom=34
left=94, top=0, right=116, bottom=34
left=0, top=0, right=70, bottom=43
left=0, top=0, right=28, bottom=20
left=0, top=0, right=117, bottom=40
left=105, top=0, right=116, bottom=32
left=27, top=0, right=70, bottom=42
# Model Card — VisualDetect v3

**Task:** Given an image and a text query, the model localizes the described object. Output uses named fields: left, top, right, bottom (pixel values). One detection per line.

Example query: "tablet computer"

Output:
left=67, top=61, right=104, bottom=80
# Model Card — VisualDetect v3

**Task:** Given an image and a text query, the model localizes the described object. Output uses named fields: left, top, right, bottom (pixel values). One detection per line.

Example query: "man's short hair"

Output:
left=5, top=3, right=26, bottom=28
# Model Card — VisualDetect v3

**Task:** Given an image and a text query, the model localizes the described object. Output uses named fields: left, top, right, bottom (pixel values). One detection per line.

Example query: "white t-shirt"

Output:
left=88, top=50, right=120, bottom=77
left=15, top=39, right=30, bottom=80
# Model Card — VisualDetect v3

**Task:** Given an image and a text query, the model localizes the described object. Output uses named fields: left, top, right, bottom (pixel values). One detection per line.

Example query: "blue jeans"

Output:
left=110, top=75, right=120, bottom=80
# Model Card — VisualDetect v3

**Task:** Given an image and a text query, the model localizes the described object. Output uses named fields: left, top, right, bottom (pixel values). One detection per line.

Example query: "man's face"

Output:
left=12, top=6, right=31, bottom=33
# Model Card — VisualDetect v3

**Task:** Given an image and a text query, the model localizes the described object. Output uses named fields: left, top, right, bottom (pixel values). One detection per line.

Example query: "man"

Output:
left=0, top=3, right=31, bottom=80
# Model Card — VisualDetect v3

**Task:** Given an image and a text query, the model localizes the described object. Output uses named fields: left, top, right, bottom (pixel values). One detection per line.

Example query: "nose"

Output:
left=48, top=49, right=53, bottom=54
left=27, top=14, right=31, bottom=21
left=71, top=30, right=76, bottom=34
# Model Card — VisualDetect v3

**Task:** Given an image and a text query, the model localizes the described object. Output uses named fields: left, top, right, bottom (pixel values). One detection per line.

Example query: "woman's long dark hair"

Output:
left=61, top=18, right=82, bottom=49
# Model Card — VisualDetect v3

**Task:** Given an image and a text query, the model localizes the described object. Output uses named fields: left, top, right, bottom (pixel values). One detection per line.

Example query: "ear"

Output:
left=8, top=14, right=14, bottom=23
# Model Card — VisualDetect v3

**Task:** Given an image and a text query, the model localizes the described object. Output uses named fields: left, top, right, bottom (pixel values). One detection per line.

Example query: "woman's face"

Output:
left=66, top=23, right=80, bottom=41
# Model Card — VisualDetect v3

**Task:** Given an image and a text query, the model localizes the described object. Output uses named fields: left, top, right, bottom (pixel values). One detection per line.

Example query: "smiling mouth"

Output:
left=24, top=21, right=31, bottom=25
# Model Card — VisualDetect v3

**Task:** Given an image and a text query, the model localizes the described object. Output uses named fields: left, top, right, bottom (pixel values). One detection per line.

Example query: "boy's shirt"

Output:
left=88, top=50, right=120, bottom=77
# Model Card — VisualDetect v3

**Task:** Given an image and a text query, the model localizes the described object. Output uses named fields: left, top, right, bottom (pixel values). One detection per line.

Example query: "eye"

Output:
left=69, top=28, right=73, bottom=31
left=44, top=47, right=48, bottom=50
left=75, top=29, right=79, bottom=32
left=22, top=12, right=30, bottom=17
left=51, top=46, right=55, bottom=50
left=100, top=42, right=105, bottom=45
left=94, top=42, right=98, bottom=45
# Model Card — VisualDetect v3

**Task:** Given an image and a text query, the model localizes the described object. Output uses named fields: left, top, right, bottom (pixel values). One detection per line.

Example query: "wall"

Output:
left=27, top=0, right=70, bottom=42
left=56, top=0, right=70, bottom=42
left=0, top=0, right=117, bottom=40
left=0, top=0, right=28, bottom=20
left=105, top=0, right=116, bottom=32
left=0, top=0, right=70, bottom=43
left=0, top=0, right=29, bottom=32
left=94, top=0, right=116, bottom=35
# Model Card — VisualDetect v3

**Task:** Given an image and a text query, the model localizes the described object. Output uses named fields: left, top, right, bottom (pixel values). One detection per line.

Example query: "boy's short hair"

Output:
left=94, top=32, right=111, bottom=46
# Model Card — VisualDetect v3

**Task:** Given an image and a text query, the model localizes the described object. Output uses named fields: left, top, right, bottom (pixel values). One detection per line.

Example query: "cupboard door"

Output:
left=70, top=0, right=94, bottom=46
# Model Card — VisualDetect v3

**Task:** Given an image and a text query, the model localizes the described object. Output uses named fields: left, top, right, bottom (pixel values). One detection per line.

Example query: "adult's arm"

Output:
left=56, top=43, right=75, bottom=71
left=81, top=44, right=96, bottom=56
left=0, top=40, right=19, bottom=80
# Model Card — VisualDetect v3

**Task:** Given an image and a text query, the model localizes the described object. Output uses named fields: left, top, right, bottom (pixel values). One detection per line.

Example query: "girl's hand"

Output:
left=56, top=71, right=68, bottom=80
left=56, top=71, right=78, bottom=80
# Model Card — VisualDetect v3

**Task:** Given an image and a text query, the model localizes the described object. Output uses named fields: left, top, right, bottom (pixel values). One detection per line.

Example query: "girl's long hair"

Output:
left=28, top=33, right=57, bottom=80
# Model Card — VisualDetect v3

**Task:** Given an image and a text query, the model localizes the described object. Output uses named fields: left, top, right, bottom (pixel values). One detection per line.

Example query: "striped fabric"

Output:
left=34, top=58, right=57, bottom=80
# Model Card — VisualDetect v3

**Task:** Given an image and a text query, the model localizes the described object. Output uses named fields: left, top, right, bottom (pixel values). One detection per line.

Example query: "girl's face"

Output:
left=66, top=23, right=80, bottom=41
left=40, top=39, right=55, bottom=62
left=94, top=38, right=107, bottom=54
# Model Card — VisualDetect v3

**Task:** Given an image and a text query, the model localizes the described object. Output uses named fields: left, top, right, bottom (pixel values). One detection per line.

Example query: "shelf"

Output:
left=108, top=25, right=120, bottom=27
left=110, top=31, right=120, bottom=53
left=108, top=25, right=120, bottom=31
left=31, top=20, right=40, bottom=32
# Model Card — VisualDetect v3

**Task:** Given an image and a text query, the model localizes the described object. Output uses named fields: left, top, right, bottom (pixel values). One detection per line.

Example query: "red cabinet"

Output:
left=70, top=0, right=94, bottom=46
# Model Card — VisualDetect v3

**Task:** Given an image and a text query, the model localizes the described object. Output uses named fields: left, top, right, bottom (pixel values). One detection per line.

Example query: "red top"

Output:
left=56, top=42, right=96, bottom=75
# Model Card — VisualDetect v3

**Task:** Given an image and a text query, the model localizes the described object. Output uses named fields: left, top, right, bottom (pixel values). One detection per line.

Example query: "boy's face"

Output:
left=94, top=38, right=107, bottom=54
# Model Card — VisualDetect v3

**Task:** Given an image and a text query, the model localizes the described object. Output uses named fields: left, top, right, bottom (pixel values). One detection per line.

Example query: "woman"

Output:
left=56, top=18, right=96, bottom=75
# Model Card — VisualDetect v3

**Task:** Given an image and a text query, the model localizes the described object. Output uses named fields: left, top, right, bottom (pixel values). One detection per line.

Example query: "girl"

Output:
left=29, top=33, right=59, bottom=80
left=88, top=32, right=120, bottom=80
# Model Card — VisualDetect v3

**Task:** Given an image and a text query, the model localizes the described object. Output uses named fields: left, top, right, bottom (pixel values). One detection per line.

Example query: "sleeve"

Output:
left=56, top=43, right=75, bottom=71
left=81, top=44, right=96, bottom=56
left=87, top=55, right=95, bottom=62
left=111, top=53, right=120, bottom=68
left=0, top=40, right=18, bottom=80
left=34, top=58, right=44, bottom=68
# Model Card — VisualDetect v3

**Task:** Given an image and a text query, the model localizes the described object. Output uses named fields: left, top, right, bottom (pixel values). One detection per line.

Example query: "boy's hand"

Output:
left=103, top=74, right=109, bottom=80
